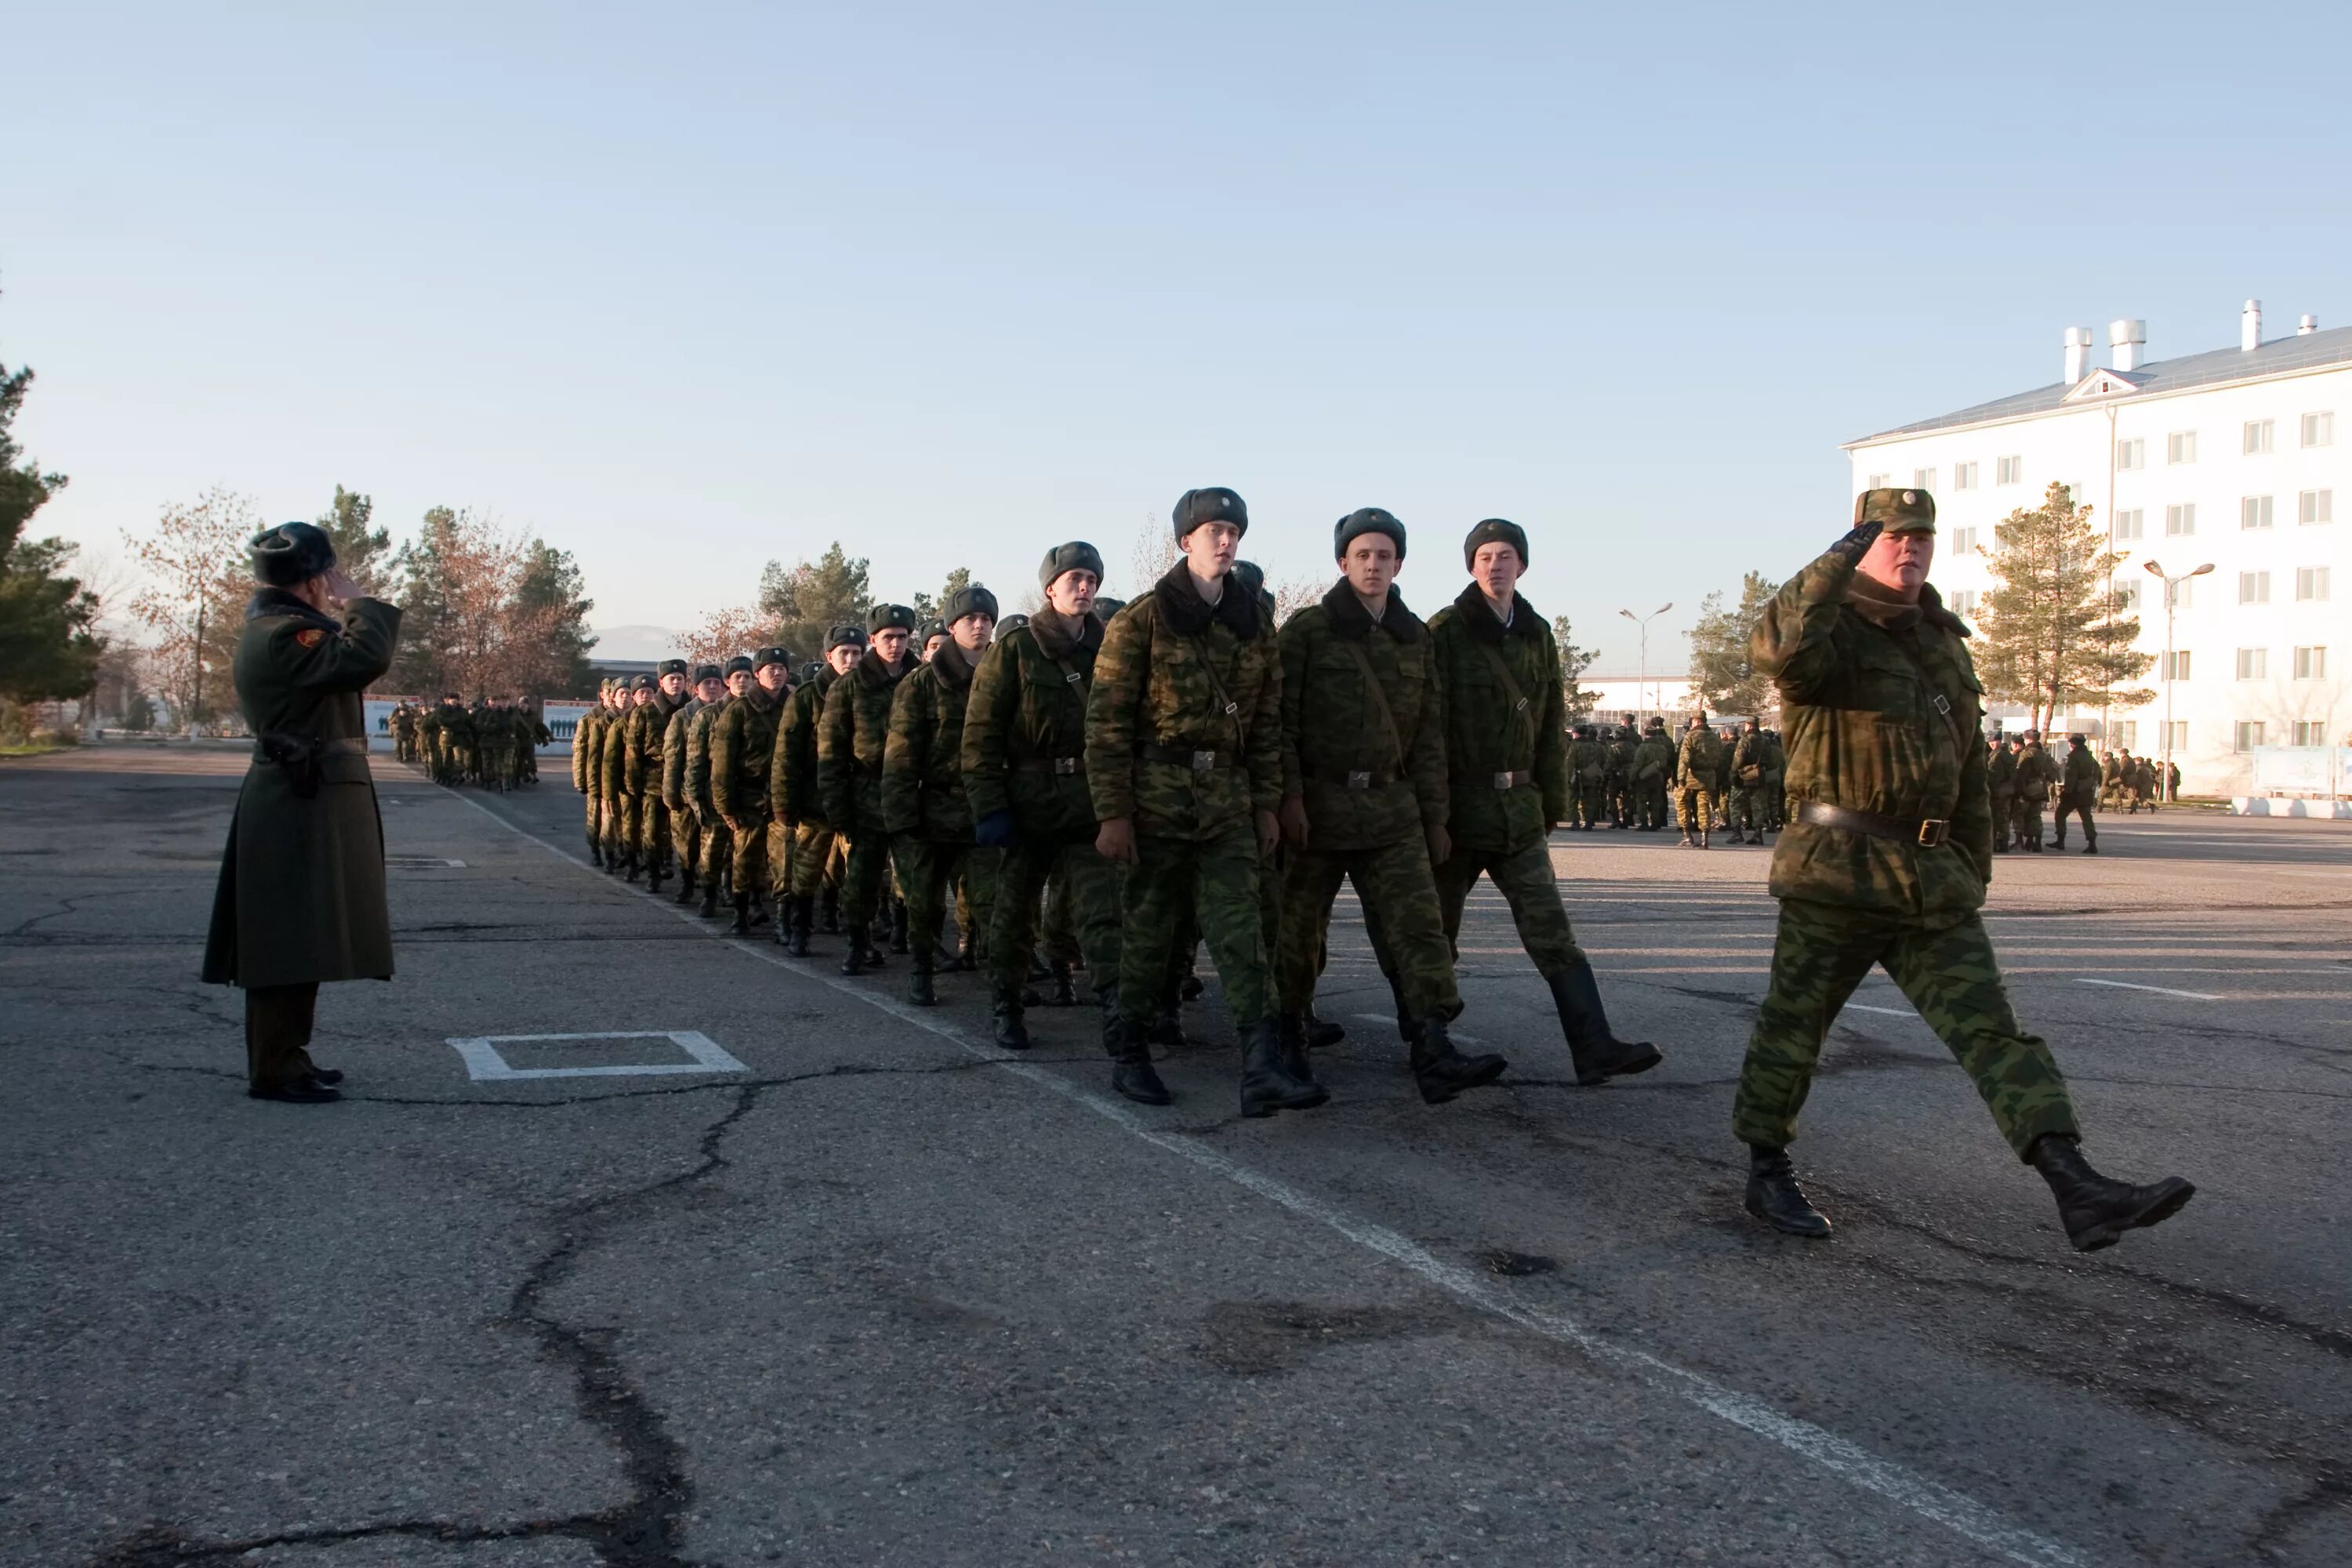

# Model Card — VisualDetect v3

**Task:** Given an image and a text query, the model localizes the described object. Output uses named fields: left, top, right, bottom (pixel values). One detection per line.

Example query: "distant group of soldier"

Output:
left=388, top=696, right=549, bottom=791
left=1984, top=729, right=2171, bottom=855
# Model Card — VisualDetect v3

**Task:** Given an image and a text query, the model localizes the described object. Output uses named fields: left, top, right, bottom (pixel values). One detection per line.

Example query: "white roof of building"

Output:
left=1846, top=324, right=2352, bottom=447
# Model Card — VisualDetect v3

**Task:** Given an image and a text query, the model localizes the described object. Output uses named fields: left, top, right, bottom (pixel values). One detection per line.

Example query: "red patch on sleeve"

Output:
left=295, top=628, right=327, bottom=648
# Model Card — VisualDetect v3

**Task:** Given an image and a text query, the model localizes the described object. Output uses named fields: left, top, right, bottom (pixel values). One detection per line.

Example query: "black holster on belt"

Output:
left=258, top=731, right=323, bottom=800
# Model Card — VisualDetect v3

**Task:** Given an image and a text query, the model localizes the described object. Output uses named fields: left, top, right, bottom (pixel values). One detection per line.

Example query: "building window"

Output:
left=1953, top=461, right=1978, bottom=491
left=2115, top=508, right=2144, bottom=539
left=2242, top=495, right=2275, bottom=530
left=1997, top=456, right=2024, bottom=485
left=2169, top=576, right=2196, bottom=609
left=2239, top=571, right=2270, bottom=604
left=2301, top=489, right=2334, bottom=524
left=2293, top=720, right=2328, bottom=746
left=2114, top=581, right=2142, bottom=611
left=2303, top=412, right=2335, bottom=448
left=1950, top=526, right=1980, bottom=554
left=2165, top=503, right=2197, bottom=535
left=1948, top=588, right=1979, bottom=615
left=2244, top=419, right=2274, bottom=455
left=2293, top=646, right=2328, bottom=680
left=2234, top=720, right=2267, bottom=752
left=2116, top=438, right=2144, bottom=470
left=2161, top=650, right=2192, bottom=681
left=2166, top=720, right=2188, bottom=753
left=2113, top=721, right=2137, bottom=750
left=1866, top=472, right=1889, bottom=488
left=2296, top=566, right=2332, bottom=601
left=2236, top=648, right=2268, bottom=680
left=1913, top=466, right=1935, bottom=489
left=2168, top=431, right=2198, bottom=464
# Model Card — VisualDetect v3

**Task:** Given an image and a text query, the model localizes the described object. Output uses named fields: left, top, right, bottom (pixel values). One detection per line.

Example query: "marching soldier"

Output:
left=202, top=521, right=402, bottom=1102
left=662, top=664, right=725, bottom=906
left=1632, top=717, right=1675, bottom=829
left=2012, top=728, right=2058, bottom=852
left=1760, top=723, right=1788, bottom=830
left=1278, top=508, right=1505, bottom=1105
left=574, top=681, right=613, bottom=862
left=2100, top=748, right=2125, bottom=811
left=1736, top=487, right=2193, bottom=1250
left=1987, top=731, right=2017, bottom=851
left=884, top=586, right=998, bottom=1004
left=1675, top=715, right=1722, bottom=848
left=1606, top=720, right=1637, bottom=828
left=822, top=604, right=920, bottom=973
left=1566, top=724, right=1608, bottom=829
left=599, top=679, right=644, bottom=871
left=390, top=700, right=419, bottom=764
left=1087, top=487, right=1306, bottom=1115
left=476, top=695, right=514, bottom=792
left=622, top=659, right=691, bottom=891
left=775, top=626, right=864, bottom=954
left=1730, top=717, right=1768, bottom=844
left=711, top=648, right=793, bottom=932
left=1425, top=517, right=1661, bottom=1087
left=2053, top=731, right=2101, bottom=854
left=689, top=657, right=752, bottom=917
left=514, top=696, right=547, bottom=787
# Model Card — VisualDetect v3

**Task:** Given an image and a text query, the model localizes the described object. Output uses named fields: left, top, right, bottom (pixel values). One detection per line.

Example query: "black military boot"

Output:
left=589, top=842, right=604, bottom=869
left=993, top=986, right=1032, bottom=1050
left=749, top=892, right=771, bottom=928
left=1410, top=1018, right=1508, bottom=1105
left=1546, top=961, right=1664, bottom=1085
left=646, top=858, right=666, bottom=896
left=1151, top=1010, right=1189, bottom=1051
left=2028, top=1136, right=2194, bottom=1252
left=1178, top=974, right=1205, bottom=1002
left=1744, top=1145, right=1831, bottom=1238
left=889, top=900, right=910, bottom=955
left=729, top=893, right=753, bottom=935
left=953, top=927, right=978, bottom=972
left=782, top=895, right=812, bottom=957
left=1678, top=831, right=1696, bottom=848
left=622, top=850, right=641, bottom=884
left=1240, top=1017, right=1329, bottom=1117
left=840, top=923, right=870, bottom=976
left=818, top=885, right=840, bottom=934
left=1698, top=826, right=1711, bottom=849
left=1049, top=962, right=1077, bottom=1007
left=1305, top=1011, right=1345, bottom=1049
left=1104, top=992, right=1171, bottom=1105
left=1278, top=1014, right=1321, bottom=1091
left=673, top=866, right=696, bottom=905
left=698, top=880, right=720, bottom=919
left=908, top=954, right=937, bottom=1007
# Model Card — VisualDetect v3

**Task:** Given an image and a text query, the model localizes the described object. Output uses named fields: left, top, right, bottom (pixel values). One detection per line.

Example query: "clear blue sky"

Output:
left=10, top=1, right=2347, bottom=668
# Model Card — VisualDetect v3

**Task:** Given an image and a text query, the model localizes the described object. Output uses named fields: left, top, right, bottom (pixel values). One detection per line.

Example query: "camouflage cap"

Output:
left=1038, top=541, right=1106, bottom=590
left=866, top=603, right=917, bottom=635
left=943, top=584, right=999, bottom=625
left=1463, top=518, right=1529, bottom=571
left=1173, top=486, right=1248, bottom=541
left=692, top=663, right=724, bottom=684
left=753, top=645, right=792, bottom=671
left=1853, top=487, right=1936, bottom=534
left=1334, top=506, right=1406, bottom=561
left=825, top=622, right=867, bottom=653
left=656, top=658, right=688, bottom=678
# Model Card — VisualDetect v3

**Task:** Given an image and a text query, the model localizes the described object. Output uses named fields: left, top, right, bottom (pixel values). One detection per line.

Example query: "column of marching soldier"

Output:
left=387, top=694, right=550, bottom=791
left=508, top=487, right=2193, bottom=1252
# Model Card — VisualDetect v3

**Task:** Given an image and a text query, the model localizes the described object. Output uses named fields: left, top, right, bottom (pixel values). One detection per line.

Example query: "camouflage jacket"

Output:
left=821, top=652, right=914, bottom=833
left=883, top=645, right=981, bottom=841
left=1086, top=561, right=1282, bottom=841
left=425, top=702, right=473, bottom=748
left=2013, top=743, right=2059, bottom=802
left=684, top=702, right=725, bottom=818
left=572, top=706, right=607, bottom=793
left=1279, top=581, right=1446, bottom=852
left=710, top=684, right=786, bottom=828
left=2061, top=745, right=2101, bottom=800
left=1425, top=583, right=1569, bottom=851
left=1606, top=735, right=1635, bottom=787
left=1675, top=727, right=1723, bottom=789
left=963, top=606, right=1103, bottom=846
left=1566, top=737, right=1606, bottom=786
left=622, top=690, right=684, bottom=797
left=660, top=697, right=710, bottom=811
left=1633, top=734, right=1675, bottom=784
left=1987, top=745, right=2017, bottom=796
left=2100, top=754, right=2124, bottom=790
left=770, top=670, right=837, bottom=826
left=1732, top=730, right=1766, bottom=785
left=598, top=703, right=637, bottom=797
left=1751, top=547, right=1991, bottom=920
left=1761, top=730, right=1787, bottom=781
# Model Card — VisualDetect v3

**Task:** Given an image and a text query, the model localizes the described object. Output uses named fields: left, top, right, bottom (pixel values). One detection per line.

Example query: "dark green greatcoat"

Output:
left=202, top=591, right=402, bottom=989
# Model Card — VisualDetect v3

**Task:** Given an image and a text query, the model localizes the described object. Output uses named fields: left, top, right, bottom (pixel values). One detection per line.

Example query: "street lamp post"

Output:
left=2143, top=559, right=2214, bottom=802
left=1619, top=603, right=1673, bottom=724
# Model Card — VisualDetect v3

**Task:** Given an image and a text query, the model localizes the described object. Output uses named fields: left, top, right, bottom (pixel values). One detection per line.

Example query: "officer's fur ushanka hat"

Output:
left=249, top=521, right=336, bottom=586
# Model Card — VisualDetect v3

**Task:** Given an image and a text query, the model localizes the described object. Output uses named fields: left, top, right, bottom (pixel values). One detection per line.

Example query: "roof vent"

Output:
left=2242, top=299, right=2263, bottom=351
left=2300, top=314, right=2321, bottom=336
left=2109, top=318, right=2147, bottom=373
left=2063, top=326, right=2094, bottom=383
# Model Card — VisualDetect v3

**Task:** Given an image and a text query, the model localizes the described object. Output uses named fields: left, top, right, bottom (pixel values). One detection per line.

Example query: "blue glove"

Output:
left=973, top=811, right=1014, bottom=848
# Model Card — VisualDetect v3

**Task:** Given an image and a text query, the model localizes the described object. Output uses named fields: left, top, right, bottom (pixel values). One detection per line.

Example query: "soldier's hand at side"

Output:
left=1095, top=816, right=1138, bottom=864
left=1278, top=796, right=1309, bottom=851
left=1425, top=823, right=1451, bottom=868
left=1827, top=518, right=1882, bottom=567
left=1254, top=809, right=1280, bottom=861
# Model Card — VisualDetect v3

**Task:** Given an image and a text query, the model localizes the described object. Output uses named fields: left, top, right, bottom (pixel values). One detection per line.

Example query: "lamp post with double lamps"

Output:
left=2142, top=559, right=2213, bottom=802
left=1619, top=603, right=1673, bottom=724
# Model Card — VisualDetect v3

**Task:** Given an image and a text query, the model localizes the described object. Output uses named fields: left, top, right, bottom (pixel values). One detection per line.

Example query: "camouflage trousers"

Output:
left=1988, top=790, right=2015, bottom=851
left=583, top=789, right=602, bottom=854
left=1635, top=780, right=1670, bottom=829
left=895, top=840, right=999, bottom=963
left=839, top=824, right=895, bottom=928
left=1120, top=824, right=1269, bottom=1032
left=669, top=802, right=701, bottom=881
left=634, top=796, right=670, bottom=874
left=2011, top=797, right=2047, bottom=849
left=786, top=822, right=836, bottom=898
left=993, top=841, right=1123, bottom=996
left=1041, top=865, right=1080, bottom=967
left=1278, top=839, right=1460, bottom=1022
left=1733, top=898, right=2080, bottom=1161
left=698, top=812, right=733, bottom=891
left=1676, top=786, right=1718, bottom=835
left=1727, top=785, right=1765, bottom=832
left=1432, top=839, right=1588, bottom=976
left=1573, top=782, right=1608, bottom=828
left=727, top=815, right=768, bottom=897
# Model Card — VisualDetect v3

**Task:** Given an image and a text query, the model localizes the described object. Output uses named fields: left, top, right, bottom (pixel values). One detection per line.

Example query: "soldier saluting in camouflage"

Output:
left=1087, top=487, right=1307, bottom=1116
left=1736, top=487, right=2193, bottom=1251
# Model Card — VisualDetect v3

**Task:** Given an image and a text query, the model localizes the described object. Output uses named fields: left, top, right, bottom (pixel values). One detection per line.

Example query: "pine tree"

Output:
left=0, top=297, right=103, bottom=710
left=1686, top=572, right=1780, bottom=717
left=1553, top=615, right=1600, bottom=718
left=315, top=486, right=393, bottom=594
left=1974, top=482, right=2154, bottom=729
left=758, top=542, right=874, bottom=657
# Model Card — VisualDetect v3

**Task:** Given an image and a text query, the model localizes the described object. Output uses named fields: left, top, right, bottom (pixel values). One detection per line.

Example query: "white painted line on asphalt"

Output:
left=2074, top=978, right=2222, bottom=1001
left=447, top=1029, right=747, bottom=1081
left=1844, top=1004, right=1915, bottom=1018
left=1351, top=1012, right=1493, bottom=1047
left=443, top=789, right=2091, bottom=1568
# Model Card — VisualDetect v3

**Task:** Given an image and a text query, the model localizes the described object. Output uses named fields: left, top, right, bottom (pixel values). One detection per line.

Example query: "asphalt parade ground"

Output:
left=5, top=742, right=2350, bottom=1568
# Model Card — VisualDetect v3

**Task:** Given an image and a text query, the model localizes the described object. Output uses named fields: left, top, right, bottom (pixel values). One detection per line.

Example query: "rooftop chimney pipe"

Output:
left=2063, top=326, right=2094, bottom=383
left=2301, top=314, right=2321, bottom=336
left=2109, top=318, right=2147, bottom=373
left=2242, top=299, right=2263, bottom=351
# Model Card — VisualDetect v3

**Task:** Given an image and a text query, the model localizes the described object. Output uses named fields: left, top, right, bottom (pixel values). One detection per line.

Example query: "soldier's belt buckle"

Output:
left=1491, top=771, right=1514, bottom=789
left=1191, top=750, right=1216, bottom=773
left=1347, top=770, right=1372, bottom=789
left=1917, top=818, right=1950, bottom=847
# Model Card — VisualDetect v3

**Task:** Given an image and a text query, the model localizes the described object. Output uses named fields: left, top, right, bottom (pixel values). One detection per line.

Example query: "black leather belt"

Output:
left=1797, top=800, right=1951, bottom=848
left=1304, top=765, right=1398, bottom=789
left=1454, top=768, right=1533, bottom=789
left=252, top=736, right=368, bottom=761
left=1139, top=743, right=1236, bottom=771
left=1019, top=757, right=1086, bottom=775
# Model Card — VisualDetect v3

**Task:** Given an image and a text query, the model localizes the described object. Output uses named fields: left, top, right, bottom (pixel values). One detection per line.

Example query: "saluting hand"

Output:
left=1827, top=518, right=1883, bottom=567
left=322, top=567, right=363, bottom=606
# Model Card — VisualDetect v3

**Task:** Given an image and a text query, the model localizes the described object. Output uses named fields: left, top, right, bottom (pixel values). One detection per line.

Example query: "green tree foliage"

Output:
left=909, top=566, right=972, bottom=626
left=389, top=506, right=592, bottom=699
left=1686, top=571, right=1781, bottom=718
left=1975, top=482, right=2154, bottom=730
left=1552, top=615, right=1601, bottom=719
left=758, top=542, right=873, bottom=658
left=315, top=485, right=393, bottom=593
left=514, top=539, right=598, bottom=697
left=0, top=321, right=103, bottom=705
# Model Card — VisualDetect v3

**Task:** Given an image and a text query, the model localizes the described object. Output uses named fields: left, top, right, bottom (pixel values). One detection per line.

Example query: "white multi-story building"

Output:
left=1845, top=302, right=2350, bottom=795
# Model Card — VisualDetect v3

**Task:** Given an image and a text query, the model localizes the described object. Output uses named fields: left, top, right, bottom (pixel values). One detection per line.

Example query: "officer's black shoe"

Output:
left=1240, top=1018, right=1328, bottom=1117
left=729, top=895, right=753, bottom=936
left=1277, top=1014, right=1320, bottom=1089
left=1179, top=975, right=1205, bottom=1002
left=889, top=902, right=910, bottom=955
left=2083, top=842, right=2099, bottom=855
left=993, top=989, right=1032, bottom=1050
left=1305, top=1012, right=1345, bottom=1049
left=699, top=883, right=720, bottom=919
left=818, top=888, right=841, bottom=934
left=249, top=1074, right=342, bottom=1105
left=840, top=923, right=870, bottom=975
left=908, top=963, right=937, bottom=1007
left=1744, top=1145, right=1831, bottom=1238
left=1049, top=964, right=1077, bottom=1006
left=2028, top=1135, right=2194, bottom=1253
left=1410, top=1018, right=1508, bottom=1105
left=1547, top=961, right=1664, bottom=1085
left=1151, top=1010, right=1189, bottom=1051
left=295, top=1052, right=344, bottom=1086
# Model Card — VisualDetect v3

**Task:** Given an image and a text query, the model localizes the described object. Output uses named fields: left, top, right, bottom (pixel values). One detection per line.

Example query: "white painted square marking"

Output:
left=446, top=1029, right=746, bottom=1081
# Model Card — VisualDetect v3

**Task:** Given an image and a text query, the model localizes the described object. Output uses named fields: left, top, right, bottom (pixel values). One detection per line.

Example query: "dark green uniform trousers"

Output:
left=1432, top=840, right=1588, bottom=976
left=1119, top=826, right=1269, bottom=1031
left=840, top=827, right=894, bottom=928
left=1278, top=839, right=1460, bottom=1022
left=699, top=815, right=733, bottom=890
left=634, top=795, right=668, bottom=874
left=993, top=843, right=1122, bottom=995
left=728, top=815, right=768, bottom=896
left=896, top=841, right=999, bottom=962
left=245, top=982, right=319, bottom=1091
left=1733, top=898, right=2081, bottom=1160
left=670, top=806, right=702, bottom=880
